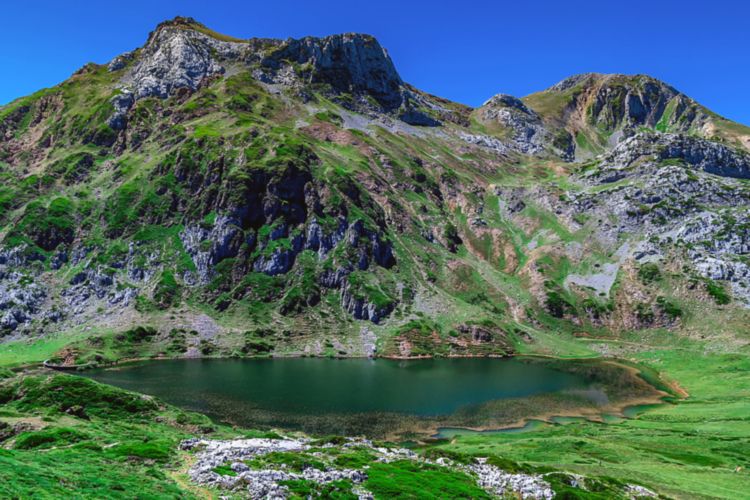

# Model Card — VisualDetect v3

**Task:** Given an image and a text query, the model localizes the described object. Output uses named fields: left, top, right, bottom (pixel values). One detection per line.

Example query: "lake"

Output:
left=83, top=357, right=663, bottom=438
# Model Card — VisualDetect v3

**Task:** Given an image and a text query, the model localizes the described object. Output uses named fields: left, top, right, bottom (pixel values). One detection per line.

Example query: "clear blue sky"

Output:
left=2, top=0, right=749, bottom=124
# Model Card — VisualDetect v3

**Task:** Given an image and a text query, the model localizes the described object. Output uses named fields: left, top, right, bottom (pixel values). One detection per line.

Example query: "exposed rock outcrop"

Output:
left=476, top=94, right=554, bottom=155
left=0, top=248, right=48, bottom=334
left=122, top=18, right=243, bottom=100
left=340, top=280, right=394, bottom=324
left=63, top=266, right=138, bottom=313
left=563, top=131, right=750, bottom=305
left=180, top=216, right=246, bottom=284
left=181, top=437, right=649, bottom=500
left=601, top=132, right=750, bottom=180
left=178, top=212, right=397, bottom=322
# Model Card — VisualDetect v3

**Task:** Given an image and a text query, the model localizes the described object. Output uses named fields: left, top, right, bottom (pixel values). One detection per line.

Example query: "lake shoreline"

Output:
left=75, top=355, right=678, bottom=440
left=41, top=349, right=610, bottom=372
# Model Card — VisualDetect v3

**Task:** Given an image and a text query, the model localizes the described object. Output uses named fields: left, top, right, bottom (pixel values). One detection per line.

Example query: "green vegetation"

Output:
left=211, top=464, right=237, bottom=476
left=655, top=99, right=677, bottom=133
left=9, top=197, right=76, bottom=251
left=346, top=271, right=396, bottom=310
left=656, top=296, right=682, bottom=319
left=333, top=448, right=377, bottom=469
left=246, top=451, right=326, bottom=472
left=0, top=372, right=212, bottom=498
left=439, top=350, right=750, bottom=499
left=364, top=460, right=491, bottom=499
left=153, top=270, right=180, bottom=309
left=14, top=374, right=158, bottom=418
left=706, top=279, right=732, bottom=305
left=637, top=263, right=661, bottom=284
left=281, top=479, right=356, bottom=499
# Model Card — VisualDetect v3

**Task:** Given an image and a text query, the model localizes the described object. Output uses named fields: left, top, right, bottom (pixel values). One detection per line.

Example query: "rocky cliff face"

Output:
left=600, top=132, right=750, bottom=180
left=552, top=73, right=691, bottom=129
left=0, top=18, right=749, bottom=359
left=259, top=33, right=404, bottom=110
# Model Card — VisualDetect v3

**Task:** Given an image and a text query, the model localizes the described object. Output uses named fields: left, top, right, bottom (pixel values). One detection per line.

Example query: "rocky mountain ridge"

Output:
left=523, top=72, right=750, bottom=158
left=107, top=17, right=438, bottom=131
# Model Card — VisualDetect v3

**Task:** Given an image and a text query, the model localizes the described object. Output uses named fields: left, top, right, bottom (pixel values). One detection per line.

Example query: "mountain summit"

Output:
left=0, top=18, right=749, bottom=362
left=107, top=17, right=428, bottom=130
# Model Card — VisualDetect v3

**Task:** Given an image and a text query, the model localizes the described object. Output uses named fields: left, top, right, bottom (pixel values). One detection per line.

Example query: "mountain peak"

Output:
left=119, top=19, right=241, bottom=102
left=147, top=16, right=250, bottom=45
left=106, top=20, right=408, bottom=127
left=146, top=17, right=204, bottom=45
left=522, top=71, right=723, bottom=158
left=546, top=72, right=679, bottom=95
left=155, top=15, right=203, bottom=29
left=547, top=72, right=601, bottom=92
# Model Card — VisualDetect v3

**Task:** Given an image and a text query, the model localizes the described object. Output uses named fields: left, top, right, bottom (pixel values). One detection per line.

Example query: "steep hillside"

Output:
left=1, top=17, right=749, bottom=365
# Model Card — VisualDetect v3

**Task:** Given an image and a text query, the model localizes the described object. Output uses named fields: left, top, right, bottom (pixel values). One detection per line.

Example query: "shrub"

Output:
left=333, top=449, right=377, bottom=469
left=545, top=291, right=573, bottom=318
left=421, top=448, right=475, bottom=465
left=11, top=197, right=76, bottom=251
left=117, top=326, right=157, bottom=344
left=346, top=272, right=396, bottom=311
left=279, top=479, right=355, bottom=499
left=636, top=303, right=654, bottom=323
left=241, top=429, right=282, bottom=439
left=656, top=296, right=682, bottom=319
left=199, top=340, right=215, bottom=355
left=104, top=182, right=140, bottom=237
left=705, top=280, right=731, bottom=305
left=0, top=384, right=15, bottom=404
left=312, top=435, right=348, bottom=446
left=278, top=280, right=320, bottom=315
left=443, top=222, right=462, bottom=251
left=638, top=263, right=661, bottom=284
left=241, top=337, right=274, bottom=355
left=153, top=271, right=180, bottom=309
left=212, top=464, right=237, bottom=476
left=581, top=298, right=611, bottom=318
left=247, top=451, right=326, bottom=473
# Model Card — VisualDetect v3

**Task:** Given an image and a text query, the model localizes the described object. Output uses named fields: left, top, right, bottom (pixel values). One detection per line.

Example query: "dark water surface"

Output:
left=82, top=357, right=646, bottom=436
